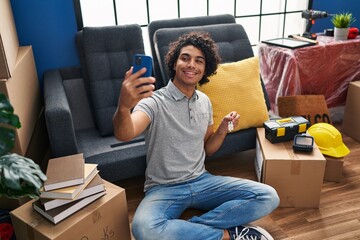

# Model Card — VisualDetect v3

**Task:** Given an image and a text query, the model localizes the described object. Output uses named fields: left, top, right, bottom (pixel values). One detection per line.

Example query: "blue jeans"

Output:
left=132, top=172, right=279, bottom=240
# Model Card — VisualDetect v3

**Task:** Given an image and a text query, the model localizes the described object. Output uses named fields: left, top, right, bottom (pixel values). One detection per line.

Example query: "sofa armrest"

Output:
left=44, top=69, right=78, bottom=157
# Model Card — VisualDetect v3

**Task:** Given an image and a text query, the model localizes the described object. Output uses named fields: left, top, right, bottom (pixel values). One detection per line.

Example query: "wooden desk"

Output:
left=259, top=36, right=360, bottom=114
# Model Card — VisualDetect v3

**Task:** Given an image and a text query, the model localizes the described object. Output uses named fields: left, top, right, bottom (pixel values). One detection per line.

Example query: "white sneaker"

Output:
left=227, top=225, right=274, bottom=240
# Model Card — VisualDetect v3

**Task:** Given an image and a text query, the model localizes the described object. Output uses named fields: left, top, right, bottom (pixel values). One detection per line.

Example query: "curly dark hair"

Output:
left=164, top=31, right=221, bottom=86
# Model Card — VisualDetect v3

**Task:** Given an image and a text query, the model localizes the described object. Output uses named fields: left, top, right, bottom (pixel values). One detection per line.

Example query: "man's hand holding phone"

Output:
left=133, top=54, right=153, bottom=77
left=132, top=54, right=155, bottom=94
left=118, top=54, right=156, bottom=110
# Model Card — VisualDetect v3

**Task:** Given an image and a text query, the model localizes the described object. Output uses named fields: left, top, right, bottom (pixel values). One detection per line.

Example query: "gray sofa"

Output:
left=44, top=24, right=148, bottom=182
left=44, top=15, right=271, bottom=183
left=149, top=18, right=271, bottom=159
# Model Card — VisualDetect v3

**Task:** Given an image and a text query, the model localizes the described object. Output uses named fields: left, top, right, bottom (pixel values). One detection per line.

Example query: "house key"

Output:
left=228, top=121, right=234, bottom=132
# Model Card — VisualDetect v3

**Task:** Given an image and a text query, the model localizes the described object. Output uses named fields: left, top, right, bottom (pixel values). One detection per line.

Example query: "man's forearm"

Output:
left=204, top=130, right=227, bottom=156
left=112, top=106, right=135, bottom=142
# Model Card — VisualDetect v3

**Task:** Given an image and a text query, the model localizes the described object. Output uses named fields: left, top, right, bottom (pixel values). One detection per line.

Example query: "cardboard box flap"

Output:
left=0, top=36, right=11, bottom=79
left=0, top=0, right=19, bottom=79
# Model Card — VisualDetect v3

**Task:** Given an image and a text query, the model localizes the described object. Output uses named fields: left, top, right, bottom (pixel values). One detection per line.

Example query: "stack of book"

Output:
left=32, top=153, right=106, bottom=224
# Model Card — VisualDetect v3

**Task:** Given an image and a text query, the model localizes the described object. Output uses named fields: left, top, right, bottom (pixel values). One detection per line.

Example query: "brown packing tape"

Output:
left=285, top=141, right=301, bottom=175
left=291, top=161, right=301, bottom=175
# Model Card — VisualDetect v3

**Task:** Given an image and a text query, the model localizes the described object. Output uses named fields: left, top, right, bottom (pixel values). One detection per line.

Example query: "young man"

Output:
left=113, top=31, right=279, bottom=240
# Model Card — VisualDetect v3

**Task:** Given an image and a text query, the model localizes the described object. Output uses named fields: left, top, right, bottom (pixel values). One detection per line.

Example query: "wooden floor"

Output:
left=115, top=124, right=360, bottom=240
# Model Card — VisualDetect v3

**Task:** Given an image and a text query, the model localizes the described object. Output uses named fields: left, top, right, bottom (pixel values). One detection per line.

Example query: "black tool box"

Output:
left=263, top=116, right=310, bottom=143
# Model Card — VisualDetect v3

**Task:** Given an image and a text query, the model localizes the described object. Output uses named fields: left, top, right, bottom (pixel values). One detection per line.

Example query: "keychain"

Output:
left=228, top=121, right=234, bottom=132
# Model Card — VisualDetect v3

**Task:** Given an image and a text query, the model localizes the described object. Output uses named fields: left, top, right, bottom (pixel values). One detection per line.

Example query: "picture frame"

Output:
left=261, top=38, right=316, bottom=49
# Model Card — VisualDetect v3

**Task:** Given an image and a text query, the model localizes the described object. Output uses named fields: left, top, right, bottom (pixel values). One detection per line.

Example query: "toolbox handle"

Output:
left=276, top=118, right=294, bottom=125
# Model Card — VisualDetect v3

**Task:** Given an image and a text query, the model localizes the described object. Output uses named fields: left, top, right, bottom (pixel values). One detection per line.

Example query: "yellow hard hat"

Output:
left=307, top=123, right=350, bottom=158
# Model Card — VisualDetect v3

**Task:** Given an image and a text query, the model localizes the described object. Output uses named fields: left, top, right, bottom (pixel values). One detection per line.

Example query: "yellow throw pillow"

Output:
left=197, top=57, right=269, bottom=132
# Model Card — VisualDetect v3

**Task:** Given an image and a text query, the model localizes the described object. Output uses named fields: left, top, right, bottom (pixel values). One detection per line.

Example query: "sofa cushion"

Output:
left=75, top=128, right=147, bottom=181
left=197, top=57, right=269, bottom=132
left=154, top=23, right=254, bottom=85
left=82, top=25, right=145, bottom=136
left=148, top=14, right=236, bottom=87
left=63, top=78, right=95, bottom=131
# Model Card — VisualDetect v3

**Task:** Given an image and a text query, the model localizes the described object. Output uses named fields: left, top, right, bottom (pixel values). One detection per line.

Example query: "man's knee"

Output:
left=132, top=214, right=166, bottom=240
left=265, top=185, right=280, bottom=211
left=132, top=215, right=149, bottom=240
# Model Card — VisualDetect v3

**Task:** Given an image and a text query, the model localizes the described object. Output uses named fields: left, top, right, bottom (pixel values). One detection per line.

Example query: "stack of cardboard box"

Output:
left=0, top=0, right=47, bottom=210
left=0, top=0, right=42, bottom=156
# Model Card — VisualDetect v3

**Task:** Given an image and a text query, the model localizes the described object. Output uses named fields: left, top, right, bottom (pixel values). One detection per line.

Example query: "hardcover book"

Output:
left=40, top=173, right=105, bottom=211
left=40, top=163, right=98, bottom=199
left=33, top=191, right=106, bottom=224
left=44, top=153, right=85, bottom=191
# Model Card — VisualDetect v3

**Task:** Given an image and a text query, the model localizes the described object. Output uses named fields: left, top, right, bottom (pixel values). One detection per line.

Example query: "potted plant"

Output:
left=0, top=93, right=47, bottom=203
left=331, top=12, right=356, bottom=40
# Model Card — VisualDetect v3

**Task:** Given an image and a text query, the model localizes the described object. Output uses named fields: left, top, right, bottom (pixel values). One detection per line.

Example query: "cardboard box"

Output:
left=255, top=128, right=326, bottom=208
left=0, top=46, right=41, bottom=155
left=10, top=181, right=131, bottom=240
left=25, top=107, right=50, bottom=170
left=0, top=0, right=19, bottom=79
left=324, top=156, right=344, bottom=182
left=342, top=81, right=360, bottom=142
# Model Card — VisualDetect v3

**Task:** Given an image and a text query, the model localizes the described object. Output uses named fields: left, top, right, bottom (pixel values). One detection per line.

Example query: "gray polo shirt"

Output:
left=133, top=80, right=213, bottom=191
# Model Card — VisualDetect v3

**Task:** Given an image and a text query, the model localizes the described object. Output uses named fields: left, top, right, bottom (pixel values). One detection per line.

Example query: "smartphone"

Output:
left=133, top=54, right=153, bottom=77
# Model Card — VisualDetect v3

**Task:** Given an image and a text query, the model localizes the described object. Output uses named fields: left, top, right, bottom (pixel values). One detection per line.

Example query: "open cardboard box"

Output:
left=255, top=128, right=326, bottom=208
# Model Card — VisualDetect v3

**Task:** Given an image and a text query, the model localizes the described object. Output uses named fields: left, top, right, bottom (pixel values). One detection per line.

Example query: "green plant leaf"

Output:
left=331, top=12, right=356, bottom=28
left=0, top=93, right=21, bottom=155
left=0, top=154, right=47, bottom=199
left=0, top=93, right=46, bottom=199
left=0, top=127, right=16, bottom=155
left=0, top=94, right=21, bottom=128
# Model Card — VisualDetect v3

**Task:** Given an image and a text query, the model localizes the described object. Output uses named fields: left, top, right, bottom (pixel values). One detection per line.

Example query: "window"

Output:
left=74, top=0, right=312, bottom=55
